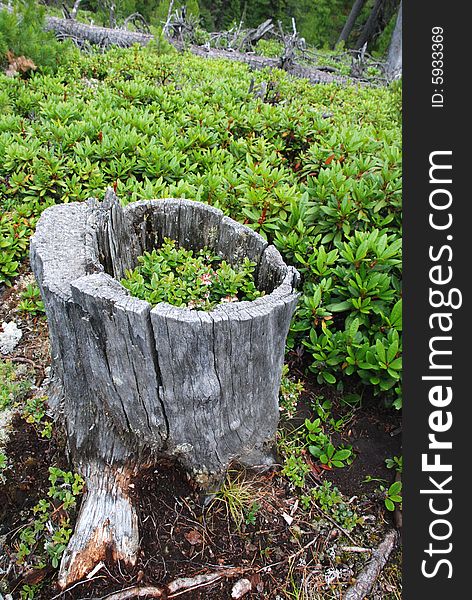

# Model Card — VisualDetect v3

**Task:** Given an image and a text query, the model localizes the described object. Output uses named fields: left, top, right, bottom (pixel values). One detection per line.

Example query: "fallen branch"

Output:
left=340, top=545, right=372, bottom=553
left=40, top=14, right=347, bottom=85
left=70, top=0, right=82, bottom=19
left=102, top=586, right=163, bottom=599
left=343, top=529, right=399, bottom=600
left=100, top=567, right=247, bottom=600
left=122, top=13, right=151, bottom=34
left=238, top=18, right=274, bottom=51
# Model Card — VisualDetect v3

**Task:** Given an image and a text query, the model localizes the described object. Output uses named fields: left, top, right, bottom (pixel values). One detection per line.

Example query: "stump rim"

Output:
left=86, top=196, right=300, bottom=317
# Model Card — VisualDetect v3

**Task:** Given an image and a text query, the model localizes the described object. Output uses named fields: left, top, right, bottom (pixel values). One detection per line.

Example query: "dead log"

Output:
left=343, top=529, right=399, bottom=600
left=44, top=15, right=153, bottom=47
left=39, top=14, right=348, bottom=84
left=30, top=192, right=298, bottom=587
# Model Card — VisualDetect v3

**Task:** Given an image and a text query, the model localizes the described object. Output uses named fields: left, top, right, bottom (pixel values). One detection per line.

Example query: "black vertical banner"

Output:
left=404, top=1, right=468, bottom=597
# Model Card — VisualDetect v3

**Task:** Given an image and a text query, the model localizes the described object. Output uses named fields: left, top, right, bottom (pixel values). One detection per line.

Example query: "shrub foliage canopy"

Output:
left=0, top=41, right=402, bottom=406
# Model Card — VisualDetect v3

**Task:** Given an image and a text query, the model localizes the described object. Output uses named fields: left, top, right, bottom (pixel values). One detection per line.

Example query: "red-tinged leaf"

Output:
left=325, top=154, right=336, bottom=165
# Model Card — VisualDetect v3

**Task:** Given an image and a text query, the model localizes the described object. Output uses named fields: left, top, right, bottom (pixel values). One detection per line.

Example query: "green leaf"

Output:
left=309, top=445, right=322, bottom=457
left=334, top=449, right=351, bottom=461
left=355, top=240, right=369, bottom=261
left=389, top=357, right=402, bottom=370
left=385, top=498, right=395, bottom=511
left=390, top=299, right=402, bottom=329
left=326, top=300, right=351, bottom=312
left=348, top=317, right=359, bottom=339
left=375, top=339, right=386, bottom=363
left=322, top=372, right=336, bottom=384
left=386, top=339, right=399, bottom=363
left=389, top=481, right=402, bottom=496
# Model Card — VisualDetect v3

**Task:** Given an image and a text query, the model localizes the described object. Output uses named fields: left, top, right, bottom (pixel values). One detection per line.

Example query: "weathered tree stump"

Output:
left=30, top=191, right=299, bottom=587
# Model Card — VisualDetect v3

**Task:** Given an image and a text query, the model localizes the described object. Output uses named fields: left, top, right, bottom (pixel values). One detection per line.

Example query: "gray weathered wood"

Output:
left=385, top=2, right=402, bottom=80
left=30, top=192, right=298, bottom=586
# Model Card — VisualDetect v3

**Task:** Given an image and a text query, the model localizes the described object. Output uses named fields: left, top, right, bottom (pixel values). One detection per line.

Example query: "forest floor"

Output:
left=0, top=271, right=402, bottom=600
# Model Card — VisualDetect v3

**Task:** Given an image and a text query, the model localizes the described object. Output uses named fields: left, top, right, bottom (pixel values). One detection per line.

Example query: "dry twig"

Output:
left=99, top=567, right=248, bottom=600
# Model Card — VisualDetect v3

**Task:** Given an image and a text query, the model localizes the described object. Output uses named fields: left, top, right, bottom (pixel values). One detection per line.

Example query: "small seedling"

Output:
left=18, top=283, right=45, bottom=316
left=14, top=468, right=84, bottom=573
left=363, top=475, right=387, bottom=485
left=244, top=501, right=261, bottom=526
left=22, top=395, right=53, bottom=439
left=318, top=443, right=352, bottom=468
left=304, top=418, right=353, bottom=468
left=279, top=365, right=304, bottom=418
left=383, top=480, right=402, bottom=512
left=301, top=481, right=360, bottom=531
left=0, top=452, right=8, bottom=483
left=385, top=455, right=403, bottom=473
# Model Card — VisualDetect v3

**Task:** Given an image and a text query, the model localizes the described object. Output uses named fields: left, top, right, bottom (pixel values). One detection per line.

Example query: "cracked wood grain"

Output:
left=30, top=191, right=299, bottom=586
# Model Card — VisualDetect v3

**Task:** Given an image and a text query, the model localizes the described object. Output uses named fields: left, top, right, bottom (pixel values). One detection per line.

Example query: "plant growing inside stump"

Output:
left=121, top=238, right=264, bottom=310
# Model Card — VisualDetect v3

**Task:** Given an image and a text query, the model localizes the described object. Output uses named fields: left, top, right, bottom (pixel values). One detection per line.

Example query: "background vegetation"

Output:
left=0, top=18, right=402, bottom=406
left=33, top=0, right=400, bottom=51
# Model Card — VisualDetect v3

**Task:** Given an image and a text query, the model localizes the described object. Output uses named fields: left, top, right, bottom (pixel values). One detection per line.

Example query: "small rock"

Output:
left=0, top=409, right=14, bottom=450
left=0, top=321, right=22, bottom=355
left=231, top=578, right=252, bottom=598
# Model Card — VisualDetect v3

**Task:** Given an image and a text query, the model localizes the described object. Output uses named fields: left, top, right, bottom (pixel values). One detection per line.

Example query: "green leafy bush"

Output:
left=0, top=43, right=402, bottom=406
left=121, top=238, right=263, bottom=309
